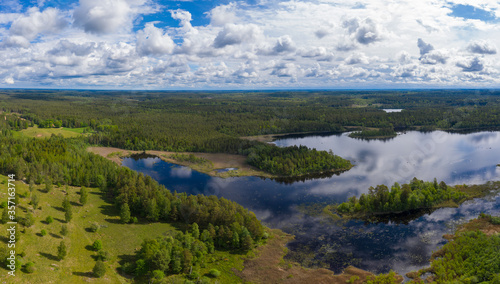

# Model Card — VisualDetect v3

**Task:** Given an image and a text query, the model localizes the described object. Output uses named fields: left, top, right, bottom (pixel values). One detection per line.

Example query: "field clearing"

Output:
left=18, top=126, right=89, bottom=138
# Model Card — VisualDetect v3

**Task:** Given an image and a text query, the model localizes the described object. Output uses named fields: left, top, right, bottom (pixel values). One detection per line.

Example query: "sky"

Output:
left=0, top=0, right=499, bottom=89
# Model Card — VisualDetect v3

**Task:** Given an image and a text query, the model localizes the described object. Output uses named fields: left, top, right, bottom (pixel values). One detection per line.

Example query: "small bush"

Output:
left=46, top=216, right=54, bottom=224
left=93, top=240, right=103, bottom=251
left=93, top=260, right=106, bottom=278
left=24, top=262, right=35, bottom=273
left=41, top=229, right=47, bottom=236
left=60, top=225, right=68, bottom=236
left=208, top=269, right=221, bottom=278
left=96, top=250, right=110, bottom=261
left=90, top=222, right=100, bottom=232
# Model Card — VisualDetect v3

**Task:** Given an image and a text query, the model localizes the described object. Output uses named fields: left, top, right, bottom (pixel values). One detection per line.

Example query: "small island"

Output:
left=333, top=178, right=497, bottom=221
left=348, top=126, right=397, bottom=139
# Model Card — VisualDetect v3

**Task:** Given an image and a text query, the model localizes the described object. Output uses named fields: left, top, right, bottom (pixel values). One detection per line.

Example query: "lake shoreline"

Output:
left=87, top=146, right=352, bottom=179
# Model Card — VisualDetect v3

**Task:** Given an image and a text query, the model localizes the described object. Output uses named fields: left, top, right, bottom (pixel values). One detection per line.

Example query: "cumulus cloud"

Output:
left=420, top=50, right=448, bottom=65
left=344, top=52, right=369, bottom=65
left=136, top=23, right=175, bottom=56
left=342, top=18, right=382, bottom=45
left=48, top=40, right=96, bottom=56
left=456, top=57, right=484, bottom=72
left=417, top=38, right=434, bottom=56
left=213, top=24, right=262, bottom=48
left=4, top=7, right=66, bottom=47
left=467, top=40, right=497, bottom=55
left=74, top=0, right=153, bottom=34
left=270, top=62, right=297, bottom=77
left=208, top=3, right=237, bottom=26
left=271, top=35, right=296, bottom=54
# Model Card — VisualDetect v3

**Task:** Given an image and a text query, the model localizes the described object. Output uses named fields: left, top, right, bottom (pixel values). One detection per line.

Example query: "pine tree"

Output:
left=80, top=187, right=88, bottom=205
left=62, top=196, right=70, bottom=212
left=120, top=203, right=131, bottom=224
left=57, top=241, right=67, bottom=260
left=65, top=206, right=73, bottom=222
left=242, top=235, right=254, bottom=251
left=31, top=194, right=39, bottom=210
left=60, top=225, right=68, bottom=236
left=93, top=260, right=106, bottom=277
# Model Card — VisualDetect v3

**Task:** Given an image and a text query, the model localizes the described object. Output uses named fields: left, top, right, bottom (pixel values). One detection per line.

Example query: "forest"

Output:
left=407, top=213, right=500, bottom=283
left=335, top=178, right=467, bottom=217
left=4, top=89, right=500, bottom=176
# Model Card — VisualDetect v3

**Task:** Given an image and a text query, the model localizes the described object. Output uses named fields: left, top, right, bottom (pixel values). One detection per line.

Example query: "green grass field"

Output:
left=17, top=126, right=90, bottom=138
left=0, top=175, right=251, bottom=283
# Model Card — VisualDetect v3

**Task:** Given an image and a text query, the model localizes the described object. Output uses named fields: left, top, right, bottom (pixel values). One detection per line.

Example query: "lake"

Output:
left=122, top=131, right=500, bottom=277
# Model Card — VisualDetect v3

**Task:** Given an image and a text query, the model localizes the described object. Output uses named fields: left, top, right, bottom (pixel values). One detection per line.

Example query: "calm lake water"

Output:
left=122, top=131, right=500, bottom=276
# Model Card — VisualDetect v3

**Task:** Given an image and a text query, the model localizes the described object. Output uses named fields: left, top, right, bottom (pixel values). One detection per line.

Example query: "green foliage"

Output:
left=93, top=260, right=106, bottom=278
left=31, top=194, right=39, bottom=210
left=60, top=224, right=68, bottom=236
left=90, top=222, right=100, bottom=232
left=65, top=205, right=73, bottom=222
left=41, top=229, right=47, bottom=236
left=79, top=187, right=88, bottom=205
left=366, top=270, right=399, bottom=283
left=24, top=262, right=35, bottom=274
left=245, top=144, right=352, bottom=176
left=120, top=203, right=131, bottom=224
left=46, top=216, right=53, bottom=224
left=62, top=196, right=70, bottom=212
left=209, top=269, right=221, bottom=278
left=349, top=126, right=396, bottom=138
left=57, top=241, right=67, bottom=260
left=23, top=212, right=35, bottom=227
left=93, top=240, right=103, bottom=251
left=430, top=231, right=500, bottom=282
left=2, top=207, right=9, bottom=224
left=96, top=250, right=110, bottom=261
left=152, top=269, right=165, bottom=280
left=45, top=179, right=53, bottom=193
left=336, top=178, right=467, bottom=216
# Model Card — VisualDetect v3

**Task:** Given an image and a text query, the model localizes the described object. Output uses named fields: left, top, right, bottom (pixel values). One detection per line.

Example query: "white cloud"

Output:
left=73, top=0, right=154, bottom=34
left=467, top=40, right=497, bottom=55
left=213, top=24, right=262, bottom=48
left=136, top=23, right=175, bottom=56
left=456, top=56, right=484, bottom=72
left=3, top=7, right=66, bottom=47
left=1, top=0, right=500, bottom=88
left=208, top=3, right=237, bottom=26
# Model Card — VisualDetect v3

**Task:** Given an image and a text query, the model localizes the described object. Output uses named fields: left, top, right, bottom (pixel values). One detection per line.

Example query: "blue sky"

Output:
left=0, top=0, right=499, bottom=89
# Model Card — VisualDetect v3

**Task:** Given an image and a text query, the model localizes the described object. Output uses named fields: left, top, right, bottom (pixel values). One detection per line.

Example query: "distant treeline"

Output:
left=3, top=90, right=500, bottom=175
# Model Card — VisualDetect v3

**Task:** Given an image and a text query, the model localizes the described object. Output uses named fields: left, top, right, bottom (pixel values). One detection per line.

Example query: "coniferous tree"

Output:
left=120, top=203, right=131, bottom=224
left=93, top=260, right=106, bottom=277
left=57, top=241, right=67, bottom=260
left=80, top=187, right=88, bottom=205
left=65, top=205, right=73, bottom=222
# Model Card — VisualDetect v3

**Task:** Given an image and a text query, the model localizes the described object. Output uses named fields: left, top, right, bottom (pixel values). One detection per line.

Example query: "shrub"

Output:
left=90, top=222, right=100, bottom=232
left=96, top=250, right=110, bottom=261
left=41, top=229, right=47, bottom=236
left=46, top=216, right=54, bottom=224
left=60, top=225, right=68, bottom=236
left=93, top=240, right=103, bottom=251
left=208, top=269, right=221, bottom=278
left=93, top=260, right=106, bottom=278
left=24, top=262, right=35, bottom=273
